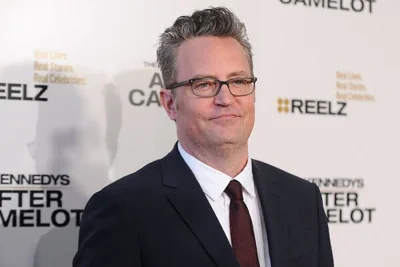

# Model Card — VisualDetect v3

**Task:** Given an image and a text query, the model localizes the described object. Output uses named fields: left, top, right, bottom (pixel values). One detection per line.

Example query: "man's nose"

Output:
left=214, top=84, right=234, bottom=106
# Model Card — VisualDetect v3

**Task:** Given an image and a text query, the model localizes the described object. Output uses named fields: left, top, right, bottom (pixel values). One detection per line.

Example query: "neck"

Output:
left=179, top=140, right=249, bottom=178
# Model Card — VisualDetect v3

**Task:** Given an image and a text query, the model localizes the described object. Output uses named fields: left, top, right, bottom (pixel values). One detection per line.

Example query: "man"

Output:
left=73, top=7, right=334, bottom=267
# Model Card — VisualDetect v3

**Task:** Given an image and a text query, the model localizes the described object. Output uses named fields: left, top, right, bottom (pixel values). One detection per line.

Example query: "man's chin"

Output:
left=207, top=135, right=244, bottom=148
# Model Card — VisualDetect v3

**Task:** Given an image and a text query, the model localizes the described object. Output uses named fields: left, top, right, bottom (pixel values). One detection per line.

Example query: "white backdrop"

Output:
left=0, top=0, right=399, bottom=266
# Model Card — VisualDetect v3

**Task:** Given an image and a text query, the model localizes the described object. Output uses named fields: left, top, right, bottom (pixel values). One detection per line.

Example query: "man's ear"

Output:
left=160, top=89, right=177, bottom=121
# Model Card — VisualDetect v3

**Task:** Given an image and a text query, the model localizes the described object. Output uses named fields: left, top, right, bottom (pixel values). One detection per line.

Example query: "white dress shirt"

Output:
left=178, top=142, right=272, bottom=267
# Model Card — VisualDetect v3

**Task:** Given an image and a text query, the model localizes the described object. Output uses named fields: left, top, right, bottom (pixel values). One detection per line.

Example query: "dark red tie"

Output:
left=225, top=180, right=260, bottom=267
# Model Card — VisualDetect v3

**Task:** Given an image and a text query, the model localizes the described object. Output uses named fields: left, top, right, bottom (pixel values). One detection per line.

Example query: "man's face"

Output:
left=161, top=36, right=255, bottom=150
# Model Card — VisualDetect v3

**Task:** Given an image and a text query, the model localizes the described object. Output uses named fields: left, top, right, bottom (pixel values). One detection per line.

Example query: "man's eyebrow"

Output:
left=191, top=74, right=216, bottom=79
left=227, top=71, right=249, bottom=78
left=191, top=71, right=250, bottom=79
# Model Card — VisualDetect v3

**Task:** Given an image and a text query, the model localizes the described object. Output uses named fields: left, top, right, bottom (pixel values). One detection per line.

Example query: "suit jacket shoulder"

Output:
left=251, top=159, right=321, bottom=219
left=252, top=159, right=315, bottom=190
left=101, top=159, right=163, bottom=201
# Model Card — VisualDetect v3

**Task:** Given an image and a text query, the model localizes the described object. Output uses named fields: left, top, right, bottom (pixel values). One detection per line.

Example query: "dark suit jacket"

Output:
left=73, top=143, right=334, bottom=267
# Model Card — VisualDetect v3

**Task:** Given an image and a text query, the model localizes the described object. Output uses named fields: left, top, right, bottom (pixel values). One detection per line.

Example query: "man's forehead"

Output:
left=176, top=36, right=250, bottom=78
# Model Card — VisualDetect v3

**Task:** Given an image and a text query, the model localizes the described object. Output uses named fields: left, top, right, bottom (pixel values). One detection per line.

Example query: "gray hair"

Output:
left=156, top=7, right=254, bottom=89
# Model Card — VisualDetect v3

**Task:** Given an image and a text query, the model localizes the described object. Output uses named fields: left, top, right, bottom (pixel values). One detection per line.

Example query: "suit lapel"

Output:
left=161, top=144, right=240, bottom=267
left=252, top=160, right=290, bottom=267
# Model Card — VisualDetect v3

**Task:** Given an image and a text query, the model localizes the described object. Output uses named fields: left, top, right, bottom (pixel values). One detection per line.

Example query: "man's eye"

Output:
left=232, top=79, right=248, bottom=85
left=198, top=83, right=210, bottom=88
left=194, top=81, right=215, bottom=89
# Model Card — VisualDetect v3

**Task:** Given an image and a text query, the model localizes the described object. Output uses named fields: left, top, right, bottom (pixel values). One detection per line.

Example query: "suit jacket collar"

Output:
left=161, top=142, right=240, bottom=267
left=161, top=143, right=289, bottom=267
left=253, top=160, right=290, bottom=267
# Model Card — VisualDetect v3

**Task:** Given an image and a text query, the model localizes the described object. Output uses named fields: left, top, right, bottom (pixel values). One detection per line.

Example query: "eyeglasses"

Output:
left=166, top=77, right=257, bottom=97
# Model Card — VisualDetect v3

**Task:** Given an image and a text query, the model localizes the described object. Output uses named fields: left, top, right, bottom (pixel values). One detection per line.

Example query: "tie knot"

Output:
left=224, top=180, right=243, bottom=201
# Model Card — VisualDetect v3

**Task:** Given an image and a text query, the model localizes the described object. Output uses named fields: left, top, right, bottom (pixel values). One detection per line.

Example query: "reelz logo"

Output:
left=278, top=98, right=347, bottom=116
left=129, top=72, right=163, bottom=107
left=0, top=83, right=48, bottom=102
left=279, top=0, right=376, bottom=14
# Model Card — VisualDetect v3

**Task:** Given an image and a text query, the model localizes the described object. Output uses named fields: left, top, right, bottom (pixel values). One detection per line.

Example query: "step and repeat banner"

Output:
left=0, top=0, right=399, bottom=266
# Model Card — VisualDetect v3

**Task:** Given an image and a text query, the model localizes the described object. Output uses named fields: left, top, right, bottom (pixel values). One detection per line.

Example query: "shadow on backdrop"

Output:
left=27, top=69, right=122, bottom=267
left=0, top=62, right=176, bottom=267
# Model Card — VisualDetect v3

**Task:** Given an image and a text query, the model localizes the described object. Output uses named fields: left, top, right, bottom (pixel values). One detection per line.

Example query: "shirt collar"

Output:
left=177, top=142, right=256, bottom=201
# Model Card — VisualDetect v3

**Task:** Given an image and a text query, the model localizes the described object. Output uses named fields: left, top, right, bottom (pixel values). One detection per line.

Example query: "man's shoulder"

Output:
left=252, top=159, right=315, bottom=190
left=252, top=159, right=320, bottom=208
left=100, top=159, right=163, bottom=200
